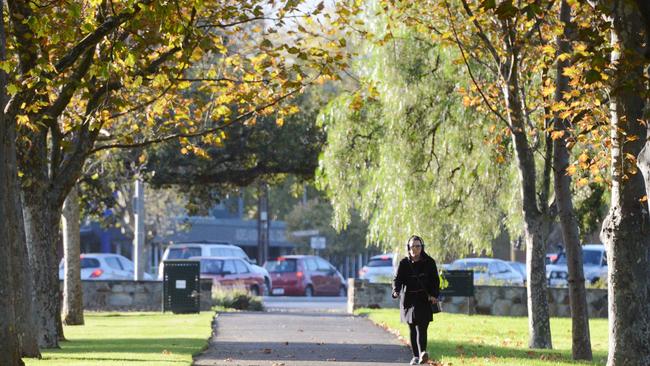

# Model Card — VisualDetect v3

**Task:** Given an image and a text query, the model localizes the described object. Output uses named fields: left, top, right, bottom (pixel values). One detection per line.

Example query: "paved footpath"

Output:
left=193, top=311, right=412, bottom=366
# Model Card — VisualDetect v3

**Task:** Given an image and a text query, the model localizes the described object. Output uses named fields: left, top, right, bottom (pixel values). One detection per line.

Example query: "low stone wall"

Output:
left=347, top=279, right=608, bottom=318
left=59, top=279, right=213, bottom=312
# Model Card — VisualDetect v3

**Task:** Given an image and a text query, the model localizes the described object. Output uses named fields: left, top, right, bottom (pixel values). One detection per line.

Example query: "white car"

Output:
left=58, top=253, right=153, bottom=280
left=359, top=254, right=396, bottom=283
left=547, top=244, right=607, bottom=287
left=450, top=258, right=525, bottom=286
left=158, top=242, right=271, bottom=293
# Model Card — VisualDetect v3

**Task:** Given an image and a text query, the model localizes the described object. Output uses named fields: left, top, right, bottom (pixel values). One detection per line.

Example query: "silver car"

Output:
left=546, top=244, right=607, bottom=287
left=58, top=253, right=154, bottom=280
left=450, top=258, right=525, bottom=286
left=359, top=254, right=396, bottom=283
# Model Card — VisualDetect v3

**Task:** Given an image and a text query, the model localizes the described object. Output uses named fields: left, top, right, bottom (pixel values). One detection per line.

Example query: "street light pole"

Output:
left=133, top=179, right=145, bottom=280
left=257, top=181, right=269, bottom=265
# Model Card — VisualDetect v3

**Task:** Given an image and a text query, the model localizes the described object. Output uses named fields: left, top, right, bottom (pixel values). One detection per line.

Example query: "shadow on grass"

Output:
left=427, top=339, right=607, bottom=365
left=48, top=338, right=206, bottom=355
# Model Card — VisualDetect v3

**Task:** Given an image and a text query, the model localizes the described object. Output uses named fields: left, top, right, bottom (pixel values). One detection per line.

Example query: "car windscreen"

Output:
left=554, top=250, right=602, bottom=266
left=582, top=250, right=602, bottom=266
left=167, top=247, right=202, bottom=259
left=200, top=259, right=224, bottom=274
left=367, top=258, right=392, bottom=267
left=265, top=259, right=297, bottom=273
left=80, top=258, right=100, bottom=269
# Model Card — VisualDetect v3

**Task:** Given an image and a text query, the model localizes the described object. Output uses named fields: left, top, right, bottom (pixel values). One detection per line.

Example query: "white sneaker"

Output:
left=419, top=351, right=429, bottom=364
left=409, top=356, right=419, bottom=365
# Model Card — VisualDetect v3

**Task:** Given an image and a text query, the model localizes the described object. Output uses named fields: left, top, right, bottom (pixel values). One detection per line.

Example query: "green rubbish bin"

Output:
left=163, top=260, right=201, bottom=314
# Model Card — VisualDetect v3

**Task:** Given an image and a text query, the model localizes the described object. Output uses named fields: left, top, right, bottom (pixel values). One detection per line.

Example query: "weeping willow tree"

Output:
left=317, top=17, right=521, bottom=260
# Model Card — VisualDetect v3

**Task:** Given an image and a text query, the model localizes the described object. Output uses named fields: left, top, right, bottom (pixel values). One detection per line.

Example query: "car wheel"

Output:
left=250, top=285, right=260, bottom=297
left=338, top=286, right=347, bottom=297
left=264, top=278, right=271, bottom=296
left=305, top=285, right=314, bottom=297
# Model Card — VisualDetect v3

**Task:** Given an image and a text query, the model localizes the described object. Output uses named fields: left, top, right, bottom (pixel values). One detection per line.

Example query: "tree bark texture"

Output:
left=62, top=186, right=84, bottom=325
left=553, top=0, right=592, bottom=360
left=601, top=2, right=650, bottom=365
left=0, top=0, right=26, bottom=361
left=23, top=192, right=64, bottom=348
left=502, top=62, right=553, bottom=349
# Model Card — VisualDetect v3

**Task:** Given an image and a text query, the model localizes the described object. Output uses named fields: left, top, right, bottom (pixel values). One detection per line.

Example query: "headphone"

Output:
left=406, top=235, right=424, bottom=251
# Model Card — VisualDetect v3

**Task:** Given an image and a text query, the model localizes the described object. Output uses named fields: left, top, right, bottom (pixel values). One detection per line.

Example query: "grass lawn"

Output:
left=25, top=312, right=215, bottom=366
left=357, top=309, right=608, bottom=366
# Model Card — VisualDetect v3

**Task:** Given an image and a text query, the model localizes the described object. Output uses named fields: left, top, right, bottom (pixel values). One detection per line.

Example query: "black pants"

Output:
left=408, top=322, right=429, bottom=357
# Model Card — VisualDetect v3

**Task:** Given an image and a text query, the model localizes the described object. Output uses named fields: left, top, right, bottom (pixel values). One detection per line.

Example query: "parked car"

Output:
left=264, top=255, right=347, bottom=297
left=449, top=258, right=525, bottom=285
left=158, top=242, right=271, bottom=293
left=545, top=253, right=560, bottom=265
left=508, top=261, right=527, bottom=284
left=58, top=253, right=153, bottom=280
left=547, top=244, right=607, bottom=286
left=191, top=256, right=266, bottom=296
left=359, top=253, right=396, bottom=283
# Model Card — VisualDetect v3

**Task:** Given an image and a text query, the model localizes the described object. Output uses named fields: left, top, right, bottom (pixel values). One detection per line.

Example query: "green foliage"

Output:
left=212, top=288, right=264, bottom=311
left=573, top=183, right=608, bottom=241
left=317, top=17, right=519, bottom=258
left=144, top=87, right=331, bottom=212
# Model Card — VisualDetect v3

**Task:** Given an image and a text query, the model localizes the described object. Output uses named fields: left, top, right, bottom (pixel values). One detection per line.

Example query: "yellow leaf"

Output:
left=577, top=178, right=589, bottom=187
left=640, top=195, right=648, bottom=203
left=566, top=165, right=577, bottom=175
left=276, top=117, right=284, bottom=126
left=578, top=152, right=589, bottom=163
left=17, top=115, right=29, bottom=125
left=7, top=83, right=19, bottom=96
left=551, top=130, right=565, bottom=140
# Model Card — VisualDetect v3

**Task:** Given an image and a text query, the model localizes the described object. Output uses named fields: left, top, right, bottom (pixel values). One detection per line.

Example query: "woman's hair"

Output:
left=406, top=235, right=431, bottom=260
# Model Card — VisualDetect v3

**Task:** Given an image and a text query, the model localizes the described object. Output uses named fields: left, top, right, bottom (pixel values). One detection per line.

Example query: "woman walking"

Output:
left=392, top=235, right=441, bottom=365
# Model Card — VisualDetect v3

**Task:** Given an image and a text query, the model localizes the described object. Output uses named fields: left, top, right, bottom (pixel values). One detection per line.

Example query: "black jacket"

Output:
left=392, top=255, right=440, bottom=324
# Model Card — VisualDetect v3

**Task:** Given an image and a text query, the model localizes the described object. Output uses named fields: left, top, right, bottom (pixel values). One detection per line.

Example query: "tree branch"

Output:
left=53, top=1, right=151, bottom=74
left=444, top=0, right=511, bottom=128
left=90, top=86, right=302, bottom=153
left=7, top=0, right=38, bottom=73
left=457, top=0, right=502, bottom=65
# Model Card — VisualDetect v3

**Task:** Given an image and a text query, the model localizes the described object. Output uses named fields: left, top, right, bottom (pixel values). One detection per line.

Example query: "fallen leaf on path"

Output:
left=262, top=348, right=273, bottom=354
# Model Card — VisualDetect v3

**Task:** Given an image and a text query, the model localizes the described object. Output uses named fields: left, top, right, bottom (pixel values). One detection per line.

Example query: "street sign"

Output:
left=292, top=229, right=319, bottom=237
left=310, top=236, right=326, bottom=250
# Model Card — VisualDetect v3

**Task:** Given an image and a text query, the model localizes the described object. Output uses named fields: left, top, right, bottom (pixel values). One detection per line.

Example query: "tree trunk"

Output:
left=23, top=193, right=64, bottom=348
left=502, top=60, right=552, bottom=349
left=553, top=0, right=592, bottom=360
left=601, top=3, right=650, bottom=365
left=0, top=1, right=26, bottom=361
left=62, top=186, right=84, bottom=325
left=11, top=205, right=41, bottom=358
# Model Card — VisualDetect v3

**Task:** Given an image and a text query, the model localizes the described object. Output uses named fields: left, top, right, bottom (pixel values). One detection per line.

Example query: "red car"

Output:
left=264, top=255, right=347, bottom=297
left=192, top=256, right=266, bottom=296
